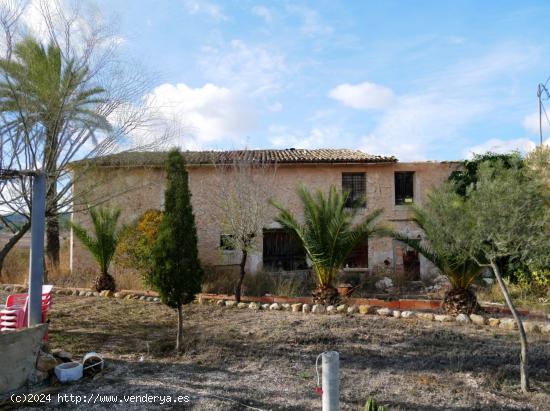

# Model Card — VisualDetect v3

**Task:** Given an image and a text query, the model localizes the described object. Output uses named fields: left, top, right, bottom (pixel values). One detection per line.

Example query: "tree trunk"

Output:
left=176, top=304, right=184, bottom=353
left=0, top=221, right=31, bottom=279
left=235, top=249, right=247, bottom=303
left=45, top=126, right=60, bottom=270
left=46, top=215, right=60, bottom=270
left=491, top=260, right=529, bottom=393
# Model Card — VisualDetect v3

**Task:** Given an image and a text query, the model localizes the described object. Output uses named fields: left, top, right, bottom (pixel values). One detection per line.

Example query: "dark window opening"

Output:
left=219, top=234, right=235, bottom=251
left=263, top=229, right=307, bottom=271
left=345, top=240, right=368, bottom=268
left=342, top=173, right=366, bottom=208
left=395, top=171, right=414, bottom=205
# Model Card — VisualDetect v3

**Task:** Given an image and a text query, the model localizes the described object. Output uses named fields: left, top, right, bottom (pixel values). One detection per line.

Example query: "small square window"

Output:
left=219, top=234, right=235, bottom=250
left=342, top=173, right=366, bottom=208
left=395, top=172, right=414, bottom=205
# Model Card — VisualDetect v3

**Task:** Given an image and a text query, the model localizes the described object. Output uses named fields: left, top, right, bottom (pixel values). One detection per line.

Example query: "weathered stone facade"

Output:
left=70, top=151, right=460, bottom=280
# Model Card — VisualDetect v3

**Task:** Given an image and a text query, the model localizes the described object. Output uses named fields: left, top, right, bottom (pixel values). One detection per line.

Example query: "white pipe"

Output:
left=322, top=351, right=339, bottom=411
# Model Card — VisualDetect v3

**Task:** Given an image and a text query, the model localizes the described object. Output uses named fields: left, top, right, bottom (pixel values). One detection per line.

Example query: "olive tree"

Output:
left=464, top=161, right=550, bottom=393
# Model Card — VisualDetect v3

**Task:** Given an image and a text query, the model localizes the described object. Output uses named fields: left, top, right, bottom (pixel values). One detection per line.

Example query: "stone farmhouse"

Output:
left=70, top=149, right=460, bottom=281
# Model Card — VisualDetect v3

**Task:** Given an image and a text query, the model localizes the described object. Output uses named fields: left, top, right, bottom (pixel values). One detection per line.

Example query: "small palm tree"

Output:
left=68, top=207, right=123, bottom=292
left=392, top=203, right=481, bottom=314
left=271, top=185, right=384, bottom=304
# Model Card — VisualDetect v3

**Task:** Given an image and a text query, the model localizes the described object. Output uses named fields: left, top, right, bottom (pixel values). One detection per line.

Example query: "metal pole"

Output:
left=538, top=83, right=543, bottom=146
left=28, top=172, right=45, bottom=326
left=322, top=351, right=340, bottom=411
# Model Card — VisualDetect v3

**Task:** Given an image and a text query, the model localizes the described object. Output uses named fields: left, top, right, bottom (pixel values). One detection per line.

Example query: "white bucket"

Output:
left=82, top=352, right=104, bottom=375
left=55, top=362, right=83, bottom=382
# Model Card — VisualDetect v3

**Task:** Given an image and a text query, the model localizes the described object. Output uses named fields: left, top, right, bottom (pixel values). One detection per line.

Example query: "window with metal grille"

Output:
left=395, top=171, right=414, bottom=205
left=342, top=173, right=366, bottom=208
left=219, top=234, right=235, bottom=250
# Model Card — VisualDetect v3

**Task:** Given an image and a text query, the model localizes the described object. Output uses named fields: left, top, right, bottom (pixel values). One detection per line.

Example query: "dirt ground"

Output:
left=6, top=294, right=550, bottom=410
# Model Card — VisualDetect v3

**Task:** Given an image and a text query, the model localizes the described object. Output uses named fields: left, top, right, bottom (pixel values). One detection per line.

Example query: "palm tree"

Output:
left=392, top=204, right=482, bottom=315
left=68, top=207, right=123, bottom=292
left=0, top=37, right=110, bottom=270
left=271, top=185, right=384, bottom=304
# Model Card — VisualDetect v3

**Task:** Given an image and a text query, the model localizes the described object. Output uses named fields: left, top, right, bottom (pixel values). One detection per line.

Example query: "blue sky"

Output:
left=95, top=0, right=550, bottom=160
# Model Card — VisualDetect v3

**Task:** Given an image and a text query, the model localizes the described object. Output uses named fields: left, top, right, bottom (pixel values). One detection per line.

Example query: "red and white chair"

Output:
left=0, top=285, right=54, bottom=335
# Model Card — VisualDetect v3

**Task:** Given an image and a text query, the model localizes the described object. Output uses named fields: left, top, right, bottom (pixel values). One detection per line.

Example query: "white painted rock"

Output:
left=312, top=304, right=326, bottom=314
left=216, top=300, right=225, bottom=307
left=539, top=323, right=550, bottom=334
left=434, top=314, right=453, bottom=322
left=376, top=308, right=392, bottom=316
left=336, top=304, right=348, bottom=313
left=302, top=304, right=311, bottom=313
left=401, top=311, right=415, bottom=318
left=499, top=318, right=517, bottom=330
left=392, top=310, right=401, bottom=318
left=237, top=302, right=248, bottom=309
left=456, top=314, right=471, bottom=323
left=269, top=303, right=281, bottom=311
left=225, top=300, right=237, bottom=308
left=523, top=321, right=539, bottom=333
left=249, top=302, right=261, bottom=310
left=326, top=305, right=336, bottom=314
left=417, top=313, right=434, bottom=321
left=261, top=304, right=270, bottom=310
left=469, top=314, right=486, bottom=325
left=488, top=318, right=500, bottom=327
left=347, top=306, right=358, bottom=314
left=282, top=303, right=291, bottom=311
left=291, top=303, right=303, bottom=312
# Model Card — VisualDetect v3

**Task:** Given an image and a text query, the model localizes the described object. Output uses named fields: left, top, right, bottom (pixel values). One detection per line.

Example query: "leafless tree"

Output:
left=0, top=0, right=172, bottom=277
left=209, top=151, right=277, bottom=302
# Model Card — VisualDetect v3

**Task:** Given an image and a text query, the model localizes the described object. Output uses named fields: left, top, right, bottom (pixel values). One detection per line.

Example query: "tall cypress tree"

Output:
left=149, top=149, right=203, bottom=352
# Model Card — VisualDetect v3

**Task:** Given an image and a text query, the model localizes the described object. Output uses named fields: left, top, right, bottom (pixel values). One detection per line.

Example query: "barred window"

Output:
left=219, top=234, right=235, bottom=250
left=395, top=172, right=414, bottom=205
left=342, top=173, right=366, bottom=208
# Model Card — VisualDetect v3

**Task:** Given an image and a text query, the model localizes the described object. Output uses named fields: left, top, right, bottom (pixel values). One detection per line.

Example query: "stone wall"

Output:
left=71, top=161, right=459, bottom=280
left=0, top=324, right=48, bottom=393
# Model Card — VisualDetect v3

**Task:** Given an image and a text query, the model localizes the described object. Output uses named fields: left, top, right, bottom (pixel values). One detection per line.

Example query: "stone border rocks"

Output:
left=1, top=284, right=548, bottom=335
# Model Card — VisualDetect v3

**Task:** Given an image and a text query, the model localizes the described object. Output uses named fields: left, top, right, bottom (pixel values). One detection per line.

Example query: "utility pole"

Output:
left=28, top=171, right=46, bottom=326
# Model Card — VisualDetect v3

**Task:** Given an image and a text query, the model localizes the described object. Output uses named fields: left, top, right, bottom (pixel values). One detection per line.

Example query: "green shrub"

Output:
left=114, top=209, right=163, bottom=286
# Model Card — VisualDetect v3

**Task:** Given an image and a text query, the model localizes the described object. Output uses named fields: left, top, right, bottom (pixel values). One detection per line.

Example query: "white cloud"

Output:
left=269, top=125, right=345, bottom=149
left=183, top=0, right=227, bottom=21
left=287, top=5, right=333, bottom=37
left=359, top=93, right=487, bottom=160
left=355, top=44, right=540, bottom=160
left=252, top=6, right=273, bottom=23
left=329, top=82, right=395, bottom=110
left=267, top=102, right=283, bottom=112
left=142, top=82, right=255, bottom=149
left=522, top=111, right=550, bottom=135
left=463, top=138, right=538, bottom=159
left=199, top=39, right=288, bottom=95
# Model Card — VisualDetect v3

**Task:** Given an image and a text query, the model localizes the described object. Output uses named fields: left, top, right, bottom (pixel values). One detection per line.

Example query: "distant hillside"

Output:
left=0, top=212, right=70, bottom=231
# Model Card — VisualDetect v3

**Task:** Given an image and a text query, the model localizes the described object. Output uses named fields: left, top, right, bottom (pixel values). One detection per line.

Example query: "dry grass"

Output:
left=8, top=293, right=548, bottom=410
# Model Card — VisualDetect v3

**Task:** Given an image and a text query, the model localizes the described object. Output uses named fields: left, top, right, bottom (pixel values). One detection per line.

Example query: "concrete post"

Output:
left=322, top=351, right=339, bottom=411
left=28, top=172, right=45, bottom=326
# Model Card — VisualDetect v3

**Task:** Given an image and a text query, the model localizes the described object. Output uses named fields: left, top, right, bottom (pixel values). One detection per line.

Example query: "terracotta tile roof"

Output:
left=73, top=149, right=397, bottom=167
